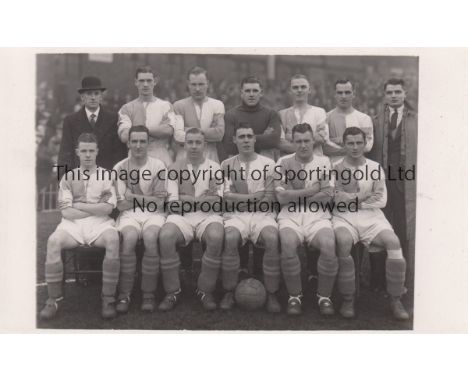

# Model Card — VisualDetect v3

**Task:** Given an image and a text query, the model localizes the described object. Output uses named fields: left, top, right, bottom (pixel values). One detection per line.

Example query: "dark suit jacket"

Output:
left=58, top=107, right=127, bottom=174
left=369, top=103, right=418, bottom=243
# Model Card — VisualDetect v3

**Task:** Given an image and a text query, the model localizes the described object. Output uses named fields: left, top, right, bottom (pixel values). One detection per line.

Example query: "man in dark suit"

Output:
left=57, top=76, right=127, bottom=177
left=369, top=78, right=418, bottom=290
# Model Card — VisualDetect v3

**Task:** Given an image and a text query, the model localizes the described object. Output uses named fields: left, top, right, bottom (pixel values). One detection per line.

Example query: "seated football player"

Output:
left=113, top=125, right=168, bottom=313
left=40, top=133, right=120, bottom=320
left=332, top=126, right=409, bottom=320
left=276, top=123, right=338, bottom=316
left=220, top=123, right=281, bottom=313
left=158, top=128, right=224, bottom=311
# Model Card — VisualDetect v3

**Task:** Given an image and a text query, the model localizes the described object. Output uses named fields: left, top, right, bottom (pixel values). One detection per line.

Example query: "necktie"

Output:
left=90, top=114, right=96, bottom=127
left=389, top=108, right=398, bottom=131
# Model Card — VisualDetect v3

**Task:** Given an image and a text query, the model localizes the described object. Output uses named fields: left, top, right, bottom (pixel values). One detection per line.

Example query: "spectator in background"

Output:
left=57, top=76, right=127, bottom=177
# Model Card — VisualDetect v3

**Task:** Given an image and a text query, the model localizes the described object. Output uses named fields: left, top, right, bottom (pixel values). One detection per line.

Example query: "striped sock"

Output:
left=317, top=254, right=338, bottom=297
left=118, top=252, right=136, bottom=299
left=141, top=252, right=159, bottom=298
left=386, top=258, right=406, bottom=297
left=198, top=252, right=221, bottom=293
left=45, top=261, right=63, bottom=299
left=263, top=250, right=281, bottom=293
left=337, top=255, right=356, bottom=296
left=281, top=252, right=302, bottom=296
left=102, top=258, right=120, bottom=300
left=222, top=250, right=239, bottom=291
left=161, top=254, right=180, bottom=293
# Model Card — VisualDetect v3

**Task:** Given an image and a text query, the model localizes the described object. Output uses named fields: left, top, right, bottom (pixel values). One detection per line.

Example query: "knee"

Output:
left=319, top=235, right=336, bottom=255
left=47, top=233, right=62, bottom=252
left=121, top=233, right=138, bottom=252
left=205, top=227, right=224, bottom=252
left=335, top=234, right=353, bottom=255
left=262, top=229, right=279, bottom=251
left=385, top=234, right=401, bottom=251
left=280, top=238, right=297, bottom=259
left=159, top=226, right=177, bottom=249
left=103, top=231, right=119, bottom=257
left=143, top=229, right=159, bottom=251
left=224, top=229, right=240, bottom=251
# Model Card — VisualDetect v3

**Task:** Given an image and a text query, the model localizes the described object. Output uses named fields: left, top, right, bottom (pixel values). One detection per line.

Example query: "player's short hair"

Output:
left=241, top=76, right=263, bottom=89
left=292, top=123, right=313, bottom=139
left=187, top=66, right=208, bottom=80
left=233, top=122, right=253, bottom=136
left=335, top=79, right=354, bottom=91
left=76, top=132, right=98, bottom=147
left=135, top=66, right=156, bottom=79
left=290, top=74, right=309, bottom=84
left=384, top=78, right=405, bottom=91
left=128, top=125, right=150, bottom=141
left=343, top=126, right=367, bottom=143
left=185, top=127, right=205, bottom=139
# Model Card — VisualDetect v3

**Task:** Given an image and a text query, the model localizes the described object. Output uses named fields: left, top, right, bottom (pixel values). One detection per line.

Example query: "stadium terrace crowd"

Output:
left=37, top=65, right=417, bottom=323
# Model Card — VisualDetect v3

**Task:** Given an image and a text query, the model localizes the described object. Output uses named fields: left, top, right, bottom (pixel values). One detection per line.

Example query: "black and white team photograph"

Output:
left=35, top=53, right=418, bottom=330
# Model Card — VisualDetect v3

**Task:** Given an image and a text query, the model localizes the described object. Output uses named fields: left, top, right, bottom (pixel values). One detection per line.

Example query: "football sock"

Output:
left=386, top=257, right=406, bottom=297
left=198, top=251, right=221, bottom=293
left=45, top=261, right=63, bottom=299
left=161, top=253, right=181, bottom=294
left=102, top=258, right=120, bottom=299
left=222, top=249, right=239, bottom=291
left=337, top=255, right=356, bottom=296
left=141, top=251, right=159, bottom=298
left=369, top=250, right=386, bottom=290
left=281, top=252, right=302, bottom=296
left=317, top=253, right=338, bottom=297
left=263, top=250, right=281, bottom=293
left=118, top=251, right=136, bottom=299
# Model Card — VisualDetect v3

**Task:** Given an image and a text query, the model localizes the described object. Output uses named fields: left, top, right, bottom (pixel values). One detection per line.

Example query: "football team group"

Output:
left=39, top=64, right=417, bottom=322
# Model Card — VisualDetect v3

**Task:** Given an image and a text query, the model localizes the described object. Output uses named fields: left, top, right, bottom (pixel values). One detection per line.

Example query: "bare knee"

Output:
left=47, top=233, right=62, bottom=252
left=261, top=228, right=279, bottom=251
left=143, top=227, right=160, bottom=252
left=159, top=224, right=179, bottom=253
left=279, top=231, right=298, bottom=258
left=335, top=230, right=353, bottom=257
left=121, top=230, right=139, bottom=253
left=204, top=224, right=224, bottom=252
left=318, top=232, right=336, bottom=256
left=103, top=230, right=119, bottom=254
left=224, top=228, right=240, bottom=251
left=384, top=233, right=401, bottom=251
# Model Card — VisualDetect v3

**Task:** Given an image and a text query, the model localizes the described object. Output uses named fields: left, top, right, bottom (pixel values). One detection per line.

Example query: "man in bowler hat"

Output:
left=57, top=76, right=127, bottom=177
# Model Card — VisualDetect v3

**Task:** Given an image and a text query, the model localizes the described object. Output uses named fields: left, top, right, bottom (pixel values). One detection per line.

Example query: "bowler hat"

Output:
left=78, top=76, right=106, bottom=93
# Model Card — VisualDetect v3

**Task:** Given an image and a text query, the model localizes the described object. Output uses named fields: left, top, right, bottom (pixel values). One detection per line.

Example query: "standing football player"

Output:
left=113, top=125, right=168, bottom=313
left=324, top=79, right=373, bottom=164
left=278, top=74, right=329, bottom=157
left=173, top=66, right=225, bottom=163
left=332, top=127, right=409, bottom=320
left=40, top=133, right=120, bottom=320
left=118, top=66, right=176, bottom=166
left=219, top=123, right=281, bottom=313
left=158, top=128, right=224, bottom=311
left=276, top=123, right=338, bottom=315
